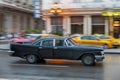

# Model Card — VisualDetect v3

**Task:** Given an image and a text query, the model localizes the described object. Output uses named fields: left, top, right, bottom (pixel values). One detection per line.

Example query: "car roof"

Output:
left=38, top=37, right=66, bottom=40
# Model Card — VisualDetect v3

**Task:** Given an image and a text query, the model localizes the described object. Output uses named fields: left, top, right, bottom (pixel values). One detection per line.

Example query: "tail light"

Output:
left=16, top=42, right=23, bottom=44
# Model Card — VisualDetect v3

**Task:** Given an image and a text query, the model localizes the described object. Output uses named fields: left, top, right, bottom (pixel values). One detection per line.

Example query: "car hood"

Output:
left=73, top=44, right=103, bottom=51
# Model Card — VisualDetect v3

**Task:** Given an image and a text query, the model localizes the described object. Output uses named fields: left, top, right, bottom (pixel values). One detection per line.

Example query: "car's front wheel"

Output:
left=81, top=54, right=95, bottom=66
left=103, top=44, right=108, bottom=49
left=26, top=54, right=38, bottom=64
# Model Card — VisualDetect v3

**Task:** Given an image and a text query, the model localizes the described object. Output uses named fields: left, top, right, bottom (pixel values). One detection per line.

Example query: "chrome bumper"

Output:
left=95, top=51, right=104, bottom=61
left=95, top=55, right=104, bottom=61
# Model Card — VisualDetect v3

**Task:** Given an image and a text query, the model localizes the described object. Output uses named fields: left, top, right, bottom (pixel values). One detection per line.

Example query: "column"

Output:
left=63, top=16, right=71, bottom=35
left=83, top=15, right=92, bottom=35
left=109, top=17, right=113, bottom=36
left=45, top=16, right=51, bottom=33
left=23, top=15, right=27, bottom=30
left=30, top=17, right=34, bottom=30
left=87, top=15, right=92, bottom=35
left=16, top=15, right=21, bottom=33
left=3, top=13, right=13, bottom=33
left=105, top=17, right=109, bottom=35
left=12, top=14, right=19, bottom=33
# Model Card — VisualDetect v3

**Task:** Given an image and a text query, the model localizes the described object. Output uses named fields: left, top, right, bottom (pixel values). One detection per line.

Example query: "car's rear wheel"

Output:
left=81, top=54, right=95, bottom=66
left=26, top=54, right=38, bottom=64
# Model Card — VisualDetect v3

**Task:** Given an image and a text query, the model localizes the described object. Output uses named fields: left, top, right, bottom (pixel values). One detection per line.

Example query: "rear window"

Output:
left=99, top=36, right=110, bottom=39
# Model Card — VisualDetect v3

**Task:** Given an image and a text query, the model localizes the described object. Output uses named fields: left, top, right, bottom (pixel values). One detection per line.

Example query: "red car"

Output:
left=10, top=37, right=35, bottom=44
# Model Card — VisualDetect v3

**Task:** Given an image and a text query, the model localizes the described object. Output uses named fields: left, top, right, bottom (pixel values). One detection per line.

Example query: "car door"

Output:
left=53, top=39, right=73, bottom=59
left=88, top=36, right=103, bottom=46
left=81, top=36, right=101, bottom=46
left=80, top=36, right=92, bottom=45
left=38, top=39, right=54, bottom=59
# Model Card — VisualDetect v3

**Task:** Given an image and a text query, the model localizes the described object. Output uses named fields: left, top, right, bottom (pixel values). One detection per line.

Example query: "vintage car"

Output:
left=94, top=34, right=120, bottom=48
left=9, top=37, right=104, bottom=66
left=72, top=35, right=113, bottom=49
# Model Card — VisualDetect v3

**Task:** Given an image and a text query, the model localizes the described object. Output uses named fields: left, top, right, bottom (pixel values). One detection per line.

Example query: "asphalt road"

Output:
left=0, top=51, right=120, bottom=80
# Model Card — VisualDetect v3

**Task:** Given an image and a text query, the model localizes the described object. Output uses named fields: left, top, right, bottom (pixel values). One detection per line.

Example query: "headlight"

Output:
left=101, top=51, right=104, bottom=55
left=95, top=51, right=104, bottom=55
left=113, top=42, right=119, bottom=45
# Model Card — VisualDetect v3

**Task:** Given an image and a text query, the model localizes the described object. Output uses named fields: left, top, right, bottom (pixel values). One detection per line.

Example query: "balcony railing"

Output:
left=69, top=2, right=120, bottom=9
left=43, top=2, right=120, bottom=10
left=0, top=0, right=33, bottom=11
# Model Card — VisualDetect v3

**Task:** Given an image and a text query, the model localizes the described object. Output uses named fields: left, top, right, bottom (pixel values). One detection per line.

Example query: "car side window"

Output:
left=89, top=36, right=99, bottom=40
left=55, top=40, right=64, bottom=46
left=81, top=36, right=98, bottom=40
left=81, top=36, right=89, bottom=40
left=42, top=40, right=53, bottom=47
left=100, top=36, right=110, bottom=39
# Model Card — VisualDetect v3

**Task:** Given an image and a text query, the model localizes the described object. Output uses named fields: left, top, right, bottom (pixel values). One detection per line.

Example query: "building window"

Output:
left=92, top=25, right=105, bottom=34
left=92, top=16, right=105, bottom=34
left=51, top=17, right=63, bottom=34
left=71, top=16, right=83, bottom=34
left=73, top=0, right=81, bottom=3
left=94, top=0, right=102, bottom=2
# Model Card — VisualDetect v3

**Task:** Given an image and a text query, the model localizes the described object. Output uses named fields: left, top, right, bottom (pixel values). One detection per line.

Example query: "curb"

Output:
left=104, top=52, right=120, bottom=54
left=0, top=49, right=9, bottom=50
left=0, top=40, right=9, bottom=44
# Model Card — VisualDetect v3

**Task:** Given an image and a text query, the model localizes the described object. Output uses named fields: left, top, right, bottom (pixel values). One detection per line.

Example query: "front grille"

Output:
left=95, top=52, right=102, bottom=55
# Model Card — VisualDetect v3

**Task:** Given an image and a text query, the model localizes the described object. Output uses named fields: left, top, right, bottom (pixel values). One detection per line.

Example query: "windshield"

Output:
left=81, top=36, right=99, bottom=40
left=66, top=38, right=76, bottom=46
left=99, top=36, right=110, bottom=39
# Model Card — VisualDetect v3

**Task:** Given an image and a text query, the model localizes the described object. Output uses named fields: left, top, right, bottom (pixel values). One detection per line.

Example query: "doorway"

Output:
left=113, top=18, right=120, bottom=38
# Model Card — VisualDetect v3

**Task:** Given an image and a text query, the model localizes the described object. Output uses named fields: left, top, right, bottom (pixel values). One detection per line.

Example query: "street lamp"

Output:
left=50, top=2, right=62, bottom=34
left=50, top=2, right=62, bottom=16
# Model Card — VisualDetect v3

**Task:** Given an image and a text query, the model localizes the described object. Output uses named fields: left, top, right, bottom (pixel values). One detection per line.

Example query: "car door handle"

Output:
left=39, top=47, right=42, bottom=49
left=54, top=47, right=58, bottom=49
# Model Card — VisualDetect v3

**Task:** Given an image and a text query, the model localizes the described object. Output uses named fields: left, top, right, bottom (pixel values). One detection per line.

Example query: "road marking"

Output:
left=10, top=63, right=69, bottom=68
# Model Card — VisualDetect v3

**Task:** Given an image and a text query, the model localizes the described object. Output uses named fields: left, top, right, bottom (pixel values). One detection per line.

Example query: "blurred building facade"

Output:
left=0, top=0, right=41, bottom=34
left=42, top=0, right=120, bottom=37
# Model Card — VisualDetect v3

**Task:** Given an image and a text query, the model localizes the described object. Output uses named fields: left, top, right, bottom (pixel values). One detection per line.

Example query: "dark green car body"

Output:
left=9, top=38, right=104, bottom=66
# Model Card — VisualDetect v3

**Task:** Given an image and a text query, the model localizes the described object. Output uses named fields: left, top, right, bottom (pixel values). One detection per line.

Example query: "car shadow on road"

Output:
left=10, top=59, right=104, bottom=67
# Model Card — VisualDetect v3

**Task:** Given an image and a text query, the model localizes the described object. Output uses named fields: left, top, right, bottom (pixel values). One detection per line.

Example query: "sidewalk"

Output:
left=0, top=39, right=9, bottom=44
left=104, top=49, right=120, bottom=54
left=0, top=44, right=10, bottom=50
left=0, top=39, right=9, bottom=50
